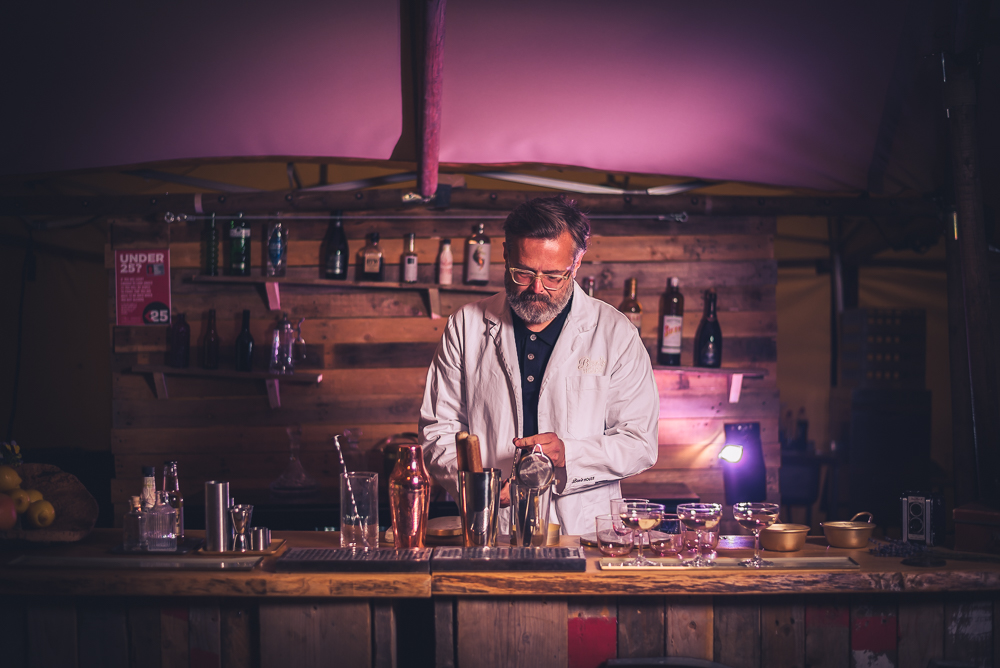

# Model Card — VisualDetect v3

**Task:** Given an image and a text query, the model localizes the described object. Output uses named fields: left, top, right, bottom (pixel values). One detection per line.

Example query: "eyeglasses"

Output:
left=508, top=266, right=573, bottom=291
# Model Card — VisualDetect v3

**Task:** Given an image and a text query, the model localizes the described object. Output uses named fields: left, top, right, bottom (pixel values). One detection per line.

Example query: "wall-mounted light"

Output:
left=720, top=422, right=767, bottom=506
left=718, top=444, right=744, bottom=463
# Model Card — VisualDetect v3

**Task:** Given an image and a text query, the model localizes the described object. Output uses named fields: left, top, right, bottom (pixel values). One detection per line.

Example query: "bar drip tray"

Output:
left=275, top=547, right=432, bottom=573
left=432, top=546, right=587, bottom=572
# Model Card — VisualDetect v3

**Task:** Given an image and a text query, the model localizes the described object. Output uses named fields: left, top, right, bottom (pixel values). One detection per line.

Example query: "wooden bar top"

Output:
left=2, top=530, right=999, bottom=599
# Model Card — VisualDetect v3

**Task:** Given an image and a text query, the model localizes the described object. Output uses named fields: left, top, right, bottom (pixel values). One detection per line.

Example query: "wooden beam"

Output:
left=418, top=0, right=446, bottom=199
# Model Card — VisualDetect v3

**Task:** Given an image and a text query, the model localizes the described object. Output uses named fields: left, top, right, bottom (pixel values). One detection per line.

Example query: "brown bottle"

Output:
left=657, top=277, right=684, bottom=366
left=388, top=444, right=431, bottom=548
left=618, top=278, right=642, bottom=335
left=693, top=288, right=722, bottom=368
left=203, top=309, right=220, bottom=369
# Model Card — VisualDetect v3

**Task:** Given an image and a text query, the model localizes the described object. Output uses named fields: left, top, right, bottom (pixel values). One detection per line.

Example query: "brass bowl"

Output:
left=759, top=524, right=810, bottom=552
left=821, top=512, right=876, bottom=548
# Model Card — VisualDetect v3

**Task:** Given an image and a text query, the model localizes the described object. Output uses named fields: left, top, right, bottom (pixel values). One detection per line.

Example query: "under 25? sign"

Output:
left=115, top=249, right=172, bottom=326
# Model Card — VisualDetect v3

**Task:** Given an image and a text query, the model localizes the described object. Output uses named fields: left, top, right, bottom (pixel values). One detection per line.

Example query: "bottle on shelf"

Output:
left=693, top=288, right=723, bottom=368
left=322, top=211, right=349, bottom=280
left=618, top=278, right=643, bottom=334
left=140, top=466, right=157, bottom=511
left=269, top=312, right=295, bottom=374
left=582, top=276, right=596, bottom=298
left=265, top=217, right=287, bottom=277
left=437, top=238, right=453, bottom=285
left=204, top=213, right=219, bottom=276
left=235, top=309, right=255, bottom=372
left=293, top=318, right=307, bottom=362
left=162, top=461, right=184, bottom=540
left=657, top=277, right=684, bottom=366
left=203, top=309, right=220, bottom=370
left=123, top=495, right=147, bottom=552
left=357, top=232, right=385, bottom=281
left=401, top=233, right=419, bottom=283
left=168, top=313, right=191, bottom=368
left=146, top=491, right=178, bottom=552
left=464, top=222, right=491, bottom=285
left=228, top=212, right=251, bottom=276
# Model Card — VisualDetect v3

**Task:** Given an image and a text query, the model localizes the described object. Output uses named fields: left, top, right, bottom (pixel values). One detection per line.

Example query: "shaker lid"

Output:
left=515, top=447, right=554, bottom=488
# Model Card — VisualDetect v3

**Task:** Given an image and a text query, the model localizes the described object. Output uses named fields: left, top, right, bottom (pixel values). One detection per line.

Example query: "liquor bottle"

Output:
left=203, top=309, right=220, bottom=370
left=269, top=312, right=295, bottom=374
left=582, top=276, right=596, bottom=297
left=235, top=309, right=255, bottom=372
left=265, top=218, right=287, bottom=277
left=140, top=466, right=157, bottom=511
left=693, top=288, right=723, bottom=368
left=293, top=318, right=307, bottom=362
left=437, top=238, right=453, bottom=285
left=657, top=277, right=684, bottom=366
left=228, top=212, right=251, bottom=276
left=618, top=278, right=642, bottom=334
left=146, top=491, right=178, bottom=552
left=162, top=461, right=184, bottom=540
left=464, top=223, right=491, bottom=285
left=322, top=211, right=349, bottom=280
left=357, top=232, right=385, bottom=281
left=123, top=495, right=147, bottom=552
left=168, top=313, right=191, bottom=368
left=205, top=213, right=219, bottom=276
left=401, top=233, right=419, bottom=283
left=389, top=444, right=431, bottom=548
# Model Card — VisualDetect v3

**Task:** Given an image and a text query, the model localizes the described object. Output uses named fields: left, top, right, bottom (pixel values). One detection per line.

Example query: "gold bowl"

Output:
left=759, top=524, right=810, bottom=552
left=821, top=512, right=876, bottom=548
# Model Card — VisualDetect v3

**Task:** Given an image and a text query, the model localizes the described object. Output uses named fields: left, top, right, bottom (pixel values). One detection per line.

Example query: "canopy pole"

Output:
left=418, top=0, right=446, bottom=200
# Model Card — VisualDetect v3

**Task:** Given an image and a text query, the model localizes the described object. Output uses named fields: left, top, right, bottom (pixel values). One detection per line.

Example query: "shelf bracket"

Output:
left=728, top=373, right=744, bottom=403
left=265, top=282, right=281, bottom=311
left=425, top=287, right=442, bottom=319
left=152, top=372, right=169, bottom=399
left=265, top=378, right=281, bottom=408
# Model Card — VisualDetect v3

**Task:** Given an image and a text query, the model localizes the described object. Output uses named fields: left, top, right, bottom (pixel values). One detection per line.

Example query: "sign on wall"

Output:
left=114, top=249, right=171, bottom=326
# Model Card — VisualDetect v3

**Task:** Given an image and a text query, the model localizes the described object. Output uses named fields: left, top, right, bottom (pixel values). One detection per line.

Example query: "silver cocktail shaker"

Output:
left=204, top=480, right=230, bottom=552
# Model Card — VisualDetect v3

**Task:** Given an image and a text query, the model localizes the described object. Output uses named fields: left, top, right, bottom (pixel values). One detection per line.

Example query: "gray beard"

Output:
left=505, top=273, right=573, bottom=324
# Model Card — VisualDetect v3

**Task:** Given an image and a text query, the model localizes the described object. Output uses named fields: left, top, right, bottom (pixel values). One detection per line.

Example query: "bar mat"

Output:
left=195, top=539, right=287, bottom=557
left=274, top=547, right=432, bottom=573
left=432, top=546, right=587, bottom=571
left=7, top=555, right=262, bottom=570
left=598, top=556, right=860, bottom=570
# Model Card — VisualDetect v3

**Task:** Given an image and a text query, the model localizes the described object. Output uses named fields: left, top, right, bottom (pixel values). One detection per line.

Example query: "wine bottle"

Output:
left=228, top=213, right=251, bottom=276
left=437, top=238, right=453, bottom=285
left=265, top=218, right=287, bottom=277
left=168, top=313, right=190, bottom=368
left=693, top=288, right=723, bottom=368
left=235, top=309, right=254, bottom=372
left=203, top=309, right=220, bottom=370
left=464, top=222, right=491, bottom=285
left=618, top=278, right=642, bottom=335
left=357, top=232, right=385, bottom=281
left=162, top=461, right=184, bottom=539
left=204, top=213, right=218, bottom=276
left=401, top=233, right=419, bottom=283
left=322, top=211, right=349, bottom=280
left=657, top=277, right=684, bottom=366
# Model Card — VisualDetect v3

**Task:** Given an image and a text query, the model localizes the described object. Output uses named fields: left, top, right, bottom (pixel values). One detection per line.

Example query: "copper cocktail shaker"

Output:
left=389, top=443, right=431, bottom=548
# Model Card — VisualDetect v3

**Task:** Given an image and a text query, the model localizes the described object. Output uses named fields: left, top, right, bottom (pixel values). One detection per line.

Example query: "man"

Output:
left=419, top=196, right=659, bottom=535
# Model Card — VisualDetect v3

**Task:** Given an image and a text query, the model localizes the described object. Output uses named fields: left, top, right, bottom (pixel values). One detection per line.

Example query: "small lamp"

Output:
left=719, top=422, right=767, bottom=506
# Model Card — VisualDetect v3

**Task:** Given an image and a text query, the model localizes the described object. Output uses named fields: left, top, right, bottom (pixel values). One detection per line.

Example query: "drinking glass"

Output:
left=617, top=502, right=665, bottom=566
left=341, top=471, right=378, bottom=549
left=676, top=503, right=722, bottom=567
left=733, top=502, right=780, bottom=568
left=648, top=512, right=683, bottom=559
left=595, top=514, right=634, bottom=557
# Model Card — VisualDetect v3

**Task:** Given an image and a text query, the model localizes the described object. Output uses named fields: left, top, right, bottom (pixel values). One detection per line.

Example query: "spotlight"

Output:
left=720, top=422, right=767, bottom=506
left=718, top=445, right=744, bottom=463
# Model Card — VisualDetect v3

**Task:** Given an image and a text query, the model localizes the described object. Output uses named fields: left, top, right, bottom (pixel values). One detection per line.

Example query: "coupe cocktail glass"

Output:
left=676, top=503, right=722, bottom=567
left=733, top=502, right=780, bottom=568
left=616, top=502, right=665, bottom=567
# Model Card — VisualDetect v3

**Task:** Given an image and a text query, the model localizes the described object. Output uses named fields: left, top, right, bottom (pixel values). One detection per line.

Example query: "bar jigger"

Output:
left=229, top=504, right=254, bottom=552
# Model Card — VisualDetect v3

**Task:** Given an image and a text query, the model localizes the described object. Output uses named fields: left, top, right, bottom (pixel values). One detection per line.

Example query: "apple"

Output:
left=26, top=500, right=55, bottom=528
left=0, top=494, right=16, bottom=530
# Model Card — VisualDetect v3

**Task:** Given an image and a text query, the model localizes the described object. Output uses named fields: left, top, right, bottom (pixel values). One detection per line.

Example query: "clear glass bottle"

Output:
left=357, top=232, right=385, bottom=281
left=140, top=466, right=157, bottom=511
left=162, top=461, right=184, bottom=540
left=437, top=238, right=453, bottom=285
left=618, top=278, right=643, bottom=335
left=464, top=223, right=491, bottom=285
left=657, top=277, right=684, bottom=366
left=265, top=218, right=287, bottom=277
left=401, top=233, right=419, bottom=283
left=203, top=309, right=220, bottom=370
left=123, top=495, right=147, bottom=552
left=146, top=491, right=178, bottom=552
left=269, top=312, right=295, bottom=374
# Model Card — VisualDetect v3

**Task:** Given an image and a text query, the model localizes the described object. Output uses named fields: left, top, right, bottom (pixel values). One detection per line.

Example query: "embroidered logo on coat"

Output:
left=577, top=357, right=607, bottom=374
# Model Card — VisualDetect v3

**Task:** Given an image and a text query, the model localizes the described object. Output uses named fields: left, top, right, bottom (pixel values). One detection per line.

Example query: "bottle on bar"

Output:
left=228, top=212, right=251, bottom=276
left=146, top=491, right=178, bottom=552
left=582, top=276, right=596, bottom=298
left=123, top=495, right=147, bottom=552
left=235, top=309, right=255, bottom=372
left=437, top=238, right=453, bottom=285
left=357, top=232, right=385, bottom=281
left=203, top=309, right=220, bottom=370
left=464, top=223, right=491, bottom=285
left=657, top=277, right=684, bottom=366
left=204, top=213, right=219, bottom=276
left=140, top=466, right=157, bottom=511
left=168, top=313, right=191, bottom=368
left=401, top=233, right=419, bottom=283
left=265, top=217, right=287, bottom=277
left=618, top=278, right=643, bottom=335
left=693, top=288, right=723, bottom=368
left=162, top=461, right=184, bottom=540
left=322, top=211, right=349, bottom=280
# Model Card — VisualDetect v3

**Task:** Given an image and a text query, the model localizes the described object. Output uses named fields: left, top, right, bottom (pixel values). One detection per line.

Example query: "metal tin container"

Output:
left=821, top=512, right=876, bottom=548
left=759, top=523, right=810, bottom=552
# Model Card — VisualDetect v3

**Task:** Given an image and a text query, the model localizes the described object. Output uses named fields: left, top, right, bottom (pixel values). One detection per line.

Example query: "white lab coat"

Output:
left=419, top=282, right=660, bottom=535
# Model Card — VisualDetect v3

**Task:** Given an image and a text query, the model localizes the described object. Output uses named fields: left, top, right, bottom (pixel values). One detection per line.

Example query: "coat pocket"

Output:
left=565, top=375, right=610, bottom=437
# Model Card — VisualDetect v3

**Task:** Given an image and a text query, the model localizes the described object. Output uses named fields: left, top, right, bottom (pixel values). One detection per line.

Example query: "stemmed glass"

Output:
left=676, top=503, right=722, bottom=567
left=615, top=501, right=665, bottom=566
left=733, top=502, right=780, bottom=568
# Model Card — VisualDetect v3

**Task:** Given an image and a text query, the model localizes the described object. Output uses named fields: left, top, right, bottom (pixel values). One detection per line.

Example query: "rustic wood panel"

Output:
left=667, top=597, right=713, bottom=660
left=897, top=597, right=943, bottom=668
left=372, top=602, right=397, bottom=668
left=161, top=606, right=189, bottom=668
left=27, top=600, right=78, bottom=668
left=127, top=604, right=162, bottom=668
left=762, top=597, right=805, bottom=668
left=805, top=598, right=850, bottom=668
left=654, top=439, right=781, bottom=470
left=434, top=598, right=455, bottom=668
left=456, top=599, right=568, bottom=668
left=714, top=596, right=761, bottom=668
left=189, top=603, right=221, bottom=668
left=628, top=467, right=780, bottom=505
left=258, top=601, right=370, bottom=668
left=943, top=598, right=993, bottom=666
left=850, top=600, right=897, bottom=668
left=220, top=603, right=256, bottom=668
left=617, top=597, right=665, bottom=658
left=0, top=597, right=28, bottom=668
left=568, top=599, right=618, bottom=668
left=78, top=600, right=129, bottom=668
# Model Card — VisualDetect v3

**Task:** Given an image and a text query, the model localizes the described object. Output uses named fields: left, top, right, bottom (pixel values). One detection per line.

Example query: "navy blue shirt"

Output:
left=510, top=295, right=573, bottom=437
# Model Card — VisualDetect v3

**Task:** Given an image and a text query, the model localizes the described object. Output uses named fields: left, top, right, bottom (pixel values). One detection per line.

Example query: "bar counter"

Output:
left=2, top=530, right=999, bottom=667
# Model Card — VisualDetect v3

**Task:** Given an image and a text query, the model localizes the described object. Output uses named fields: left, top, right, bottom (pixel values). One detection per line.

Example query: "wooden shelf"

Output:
left=185, top=275, right=496, bottom=316
left=130, top=364, right=322, bottom=409
left=652, top=365, right=768, bottom=403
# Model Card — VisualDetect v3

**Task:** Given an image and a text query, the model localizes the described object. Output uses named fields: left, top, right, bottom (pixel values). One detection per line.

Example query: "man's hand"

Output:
left=513, top=432, right=566, bottom=468
left=499, top=480, right=511, bottom=508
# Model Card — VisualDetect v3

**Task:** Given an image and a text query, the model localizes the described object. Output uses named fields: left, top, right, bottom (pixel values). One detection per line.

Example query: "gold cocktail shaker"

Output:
left=389, top=444, right=431, bottom=548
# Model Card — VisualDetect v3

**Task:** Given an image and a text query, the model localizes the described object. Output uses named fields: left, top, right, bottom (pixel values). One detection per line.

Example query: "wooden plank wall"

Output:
left=107, top=211, right=778, bottom=516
